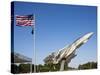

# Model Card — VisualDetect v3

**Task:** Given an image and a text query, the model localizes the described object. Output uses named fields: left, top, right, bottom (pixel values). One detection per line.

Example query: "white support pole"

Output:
left=60, top=60, right=66, bottom=71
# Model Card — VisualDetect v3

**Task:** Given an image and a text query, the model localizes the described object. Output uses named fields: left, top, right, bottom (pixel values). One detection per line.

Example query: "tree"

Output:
left=11, top=64, right=19, bottom=74
left=19, top=64, right=31, bottom=73
left=78, top=62, right=97, bottom=70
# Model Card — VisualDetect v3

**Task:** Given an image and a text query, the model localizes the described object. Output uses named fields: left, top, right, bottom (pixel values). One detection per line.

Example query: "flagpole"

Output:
left=30, top=14, right=35, bottom=73
left=33, top=14, right=36, bottom=73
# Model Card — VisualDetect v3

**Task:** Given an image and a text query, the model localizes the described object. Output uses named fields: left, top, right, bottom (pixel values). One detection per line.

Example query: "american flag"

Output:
left=16, top=15, right=34, bottom=26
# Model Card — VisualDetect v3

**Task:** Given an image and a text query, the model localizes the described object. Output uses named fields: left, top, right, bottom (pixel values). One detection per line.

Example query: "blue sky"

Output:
left=13, top=2, right=97, bottom=68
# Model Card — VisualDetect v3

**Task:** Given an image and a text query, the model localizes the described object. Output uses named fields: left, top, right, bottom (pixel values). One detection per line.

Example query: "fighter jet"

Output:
left=52, top=32, right=94, bottom=64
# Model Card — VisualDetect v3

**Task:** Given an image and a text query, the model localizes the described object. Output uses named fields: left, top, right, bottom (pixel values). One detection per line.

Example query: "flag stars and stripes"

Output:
left=16, top=15, right=34, bottom=26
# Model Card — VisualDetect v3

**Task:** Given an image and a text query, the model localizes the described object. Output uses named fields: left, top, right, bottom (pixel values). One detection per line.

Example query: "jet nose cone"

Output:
left=86, top=32, right=94, bottom=38
left=89, top=32, right=94, bottom=36
left=80, top=32, right=94, bottom=44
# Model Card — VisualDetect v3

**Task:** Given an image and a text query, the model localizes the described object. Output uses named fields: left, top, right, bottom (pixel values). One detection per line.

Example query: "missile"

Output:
left=53, top=32, right=93, bottom=64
